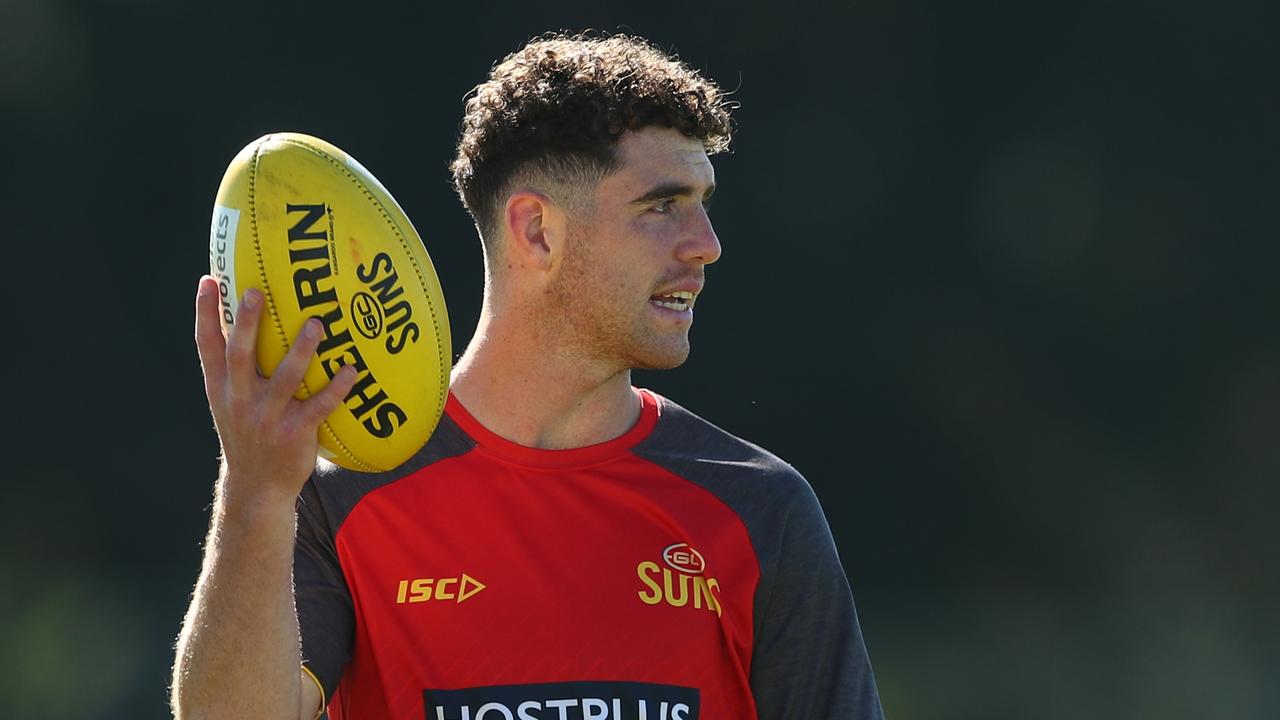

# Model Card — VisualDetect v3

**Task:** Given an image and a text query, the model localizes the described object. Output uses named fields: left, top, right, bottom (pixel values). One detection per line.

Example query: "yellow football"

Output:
left=208, top=133, right=450, bottom=472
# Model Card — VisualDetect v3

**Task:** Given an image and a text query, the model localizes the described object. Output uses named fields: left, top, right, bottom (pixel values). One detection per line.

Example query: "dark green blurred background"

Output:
left=2, top=0, right=1277, bottom=717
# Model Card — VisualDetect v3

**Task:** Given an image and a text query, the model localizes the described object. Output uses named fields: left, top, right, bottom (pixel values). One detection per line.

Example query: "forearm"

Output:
left=172, top=474, right=306, bottom=720
left=177, top=279, right=355, bottom=719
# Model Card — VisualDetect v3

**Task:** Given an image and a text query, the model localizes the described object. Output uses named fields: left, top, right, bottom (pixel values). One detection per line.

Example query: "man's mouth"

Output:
left=649, top=290, right=696, bottom=311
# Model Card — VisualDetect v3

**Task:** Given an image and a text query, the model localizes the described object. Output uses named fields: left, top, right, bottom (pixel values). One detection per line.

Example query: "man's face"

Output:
left=546, top=126, right=721, bottom=372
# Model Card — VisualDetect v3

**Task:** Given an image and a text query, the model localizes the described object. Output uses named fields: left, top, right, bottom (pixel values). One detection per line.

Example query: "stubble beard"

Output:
left=544, top=223, right=691, bottom=375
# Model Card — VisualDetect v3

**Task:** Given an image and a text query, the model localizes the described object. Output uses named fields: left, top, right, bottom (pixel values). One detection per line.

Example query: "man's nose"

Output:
left=678, top=206, right=722, bottom=265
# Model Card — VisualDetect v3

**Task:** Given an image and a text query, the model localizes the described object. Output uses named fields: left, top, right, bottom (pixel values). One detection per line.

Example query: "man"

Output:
left=173, top=33, right=883, bottom=720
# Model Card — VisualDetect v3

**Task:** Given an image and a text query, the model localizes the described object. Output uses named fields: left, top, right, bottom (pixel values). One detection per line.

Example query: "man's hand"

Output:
left=174, top=277, right=358, bottom=720
left=194, top=276, right=357, bottom=499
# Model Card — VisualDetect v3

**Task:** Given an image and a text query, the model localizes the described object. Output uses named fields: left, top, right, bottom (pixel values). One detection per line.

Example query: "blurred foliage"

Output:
left=1, top=0, right=1277, bottom=717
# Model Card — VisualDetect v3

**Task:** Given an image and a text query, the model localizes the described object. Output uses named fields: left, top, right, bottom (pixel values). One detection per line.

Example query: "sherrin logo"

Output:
left=637, top=544, right=722, bottom=617
left=284, top=204, right=408, bottom=440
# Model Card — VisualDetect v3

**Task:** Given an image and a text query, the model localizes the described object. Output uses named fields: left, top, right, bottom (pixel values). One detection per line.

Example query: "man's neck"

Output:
left=448, top=311, right=642, bottom=451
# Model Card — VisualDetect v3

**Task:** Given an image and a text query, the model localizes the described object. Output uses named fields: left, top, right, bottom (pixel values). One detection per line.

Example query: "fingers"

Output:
left=267, top=317, right=322, bottom=400
left=197, top=280, right=358, bottom=445
left=270, top=316, right=359, bottom=427
left=225, top=287, right=264, bottom=393
left=300, top=365, right=359, bottom=427
left=194, top=276, right=229, bottom=393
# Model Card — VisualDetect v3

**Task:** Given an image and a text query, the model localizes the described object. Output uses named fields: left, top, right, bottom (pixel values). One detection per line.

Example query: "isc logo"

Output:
left=395, top=573, right=486, bottom=604
left=637, top=543, right=722, bottom=617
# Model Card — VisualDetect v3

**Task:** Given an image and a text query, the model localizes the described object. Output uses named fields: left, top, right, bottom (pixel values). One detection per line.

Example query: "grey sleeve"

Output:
left=749, top=480, right=884, bottom=720
left=294, top=476, right=354, bottom=703
left=290, top=418, right=476, bottom=704
left=631, top=396, right=884, bottom=718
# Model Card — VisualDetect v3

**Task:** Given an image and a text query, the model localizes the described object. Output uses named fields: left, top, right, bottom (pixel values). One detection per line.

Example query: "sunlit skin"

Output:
left=551, top=127, right=721, bottom=371
left=178, top=282, right=356, bottom=720
left=450, top=126, right=722, bottom=450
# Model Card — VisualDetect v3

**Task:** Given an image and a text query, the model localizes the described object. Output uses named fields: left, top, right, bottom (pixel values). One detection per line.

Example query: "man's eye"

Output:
left=651, top=198, right=676, bottom=214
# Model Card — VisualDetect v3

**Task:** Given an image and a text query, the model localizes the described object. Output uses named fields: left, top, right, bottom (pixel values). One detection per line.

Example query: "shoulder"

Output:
left=298, top=413, right=476, bottom=535
left=636, top=392, right=805, bottom=482
left=632, top=391, right=816, bottom=523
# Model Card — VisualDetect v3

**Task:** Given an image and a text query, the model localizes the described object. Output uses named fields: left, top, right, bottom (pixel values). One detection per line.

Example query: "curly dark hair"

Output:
left=451, top=32, right=735, bottom=241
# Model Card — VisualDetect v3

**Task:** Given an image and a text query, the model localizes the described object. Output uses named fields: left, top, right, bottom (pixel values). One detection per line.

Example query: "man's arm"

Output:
left=171, top=278, right=355, bottom=720
left=749, top=481, right=884, bottom=720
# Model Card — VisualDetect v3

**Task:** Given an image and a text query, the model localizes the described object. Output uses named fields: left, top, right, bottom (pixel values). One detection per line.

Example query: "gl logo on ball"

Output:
left=351, top=291, right=384, bottom=339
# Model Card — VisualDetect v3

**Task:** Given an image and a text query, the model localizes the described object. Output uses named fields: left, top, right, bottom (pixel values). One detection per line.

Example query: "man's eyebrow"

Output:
left=629, top=182, right=716, bottom=205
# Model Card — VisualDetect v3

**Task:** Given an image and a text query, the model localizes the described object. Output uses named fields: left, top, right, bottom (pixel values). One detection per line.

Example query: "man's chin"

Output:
left=629, top=341, right=692, bottom=371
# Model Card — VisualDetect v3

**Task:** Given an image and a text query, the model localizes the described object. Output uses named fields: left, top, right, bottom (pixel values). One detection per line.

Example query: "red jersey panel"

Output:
left=295, top=389, right=883, bottom=720
left=318, top=391, right=757, bottom=719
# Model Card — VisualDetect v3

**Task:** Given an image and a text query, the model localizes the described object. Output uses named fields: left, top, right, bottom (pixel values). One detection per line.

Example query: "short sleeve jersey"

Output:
left=295, top=389, right=883, bottom=720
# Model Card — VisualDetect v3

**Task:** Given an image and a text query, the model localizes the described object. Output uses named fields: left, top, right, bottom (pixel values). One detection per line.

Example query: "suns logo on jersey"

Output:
left=636, top=543, right=722, bottom=617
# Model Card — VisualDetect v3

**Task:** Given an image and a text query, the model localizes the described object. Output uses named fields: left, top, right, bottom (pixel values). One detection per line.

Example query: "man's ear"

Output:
left=503, top=191, right=567, bottom=272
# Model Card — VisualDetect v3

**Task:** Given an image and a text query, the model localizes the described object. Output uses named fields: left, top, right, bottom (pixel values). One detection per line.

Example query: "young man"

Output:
left=174, top=33, right=883, bottom=720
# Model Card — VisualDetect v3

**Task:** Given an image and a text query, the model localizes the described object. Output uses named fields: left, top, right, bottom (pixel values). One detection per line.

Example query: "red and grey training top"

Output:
left=295, top=389, right=883, bottom=720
